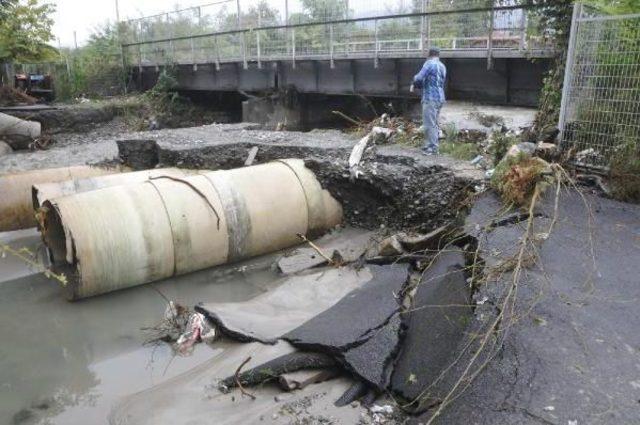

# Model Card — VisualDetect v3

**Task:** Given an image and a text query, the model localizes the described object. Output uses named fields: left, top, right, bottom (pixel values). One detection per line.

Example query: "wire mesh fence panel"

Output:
left=559, top=5, right=640, bottom=169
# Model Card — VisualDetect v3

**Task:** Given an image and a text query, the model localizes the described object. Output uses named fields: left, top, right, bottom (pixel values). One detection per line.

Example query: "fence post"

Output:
left=214, top=35, right=221, bottom=70
left=285, top=0, right=290, bottom=55
left=558, top=2, right=583, bottom=149
left=426, top=0, right=431, bottom=50
left=291, top=28, right=296, bottom=69
left=374, top=19, right=379, bottom=68
left=257, top=11, right=262, bottom=69
left=330, top=24, right=335, bottom=68
left=519, top=7, right=527, bottom=50
left=191, top=37, right=197, bottom=70
left=420, top=0, right=426, bottom=53
left=487, top=5, right=494, bottom=70
left=237, top=0, right=247, bottom=69
left=120, top=44, right=128, bottom=94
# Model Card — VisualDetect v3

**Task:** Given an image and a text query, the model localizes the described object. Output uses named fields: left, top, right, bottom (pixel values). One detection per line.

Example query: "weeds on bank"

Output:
left=401, top=162, right=592, bottom=424
left=439, top=141, right=479, bottom=161
left=487, top=131, right=519, bottom=164
left=609, top=140, right=640, bottom=203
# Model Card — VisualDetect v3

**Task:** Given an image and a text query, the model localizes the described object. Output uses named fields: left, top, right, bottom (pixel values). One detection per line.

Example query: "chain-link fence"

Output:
left=15, top=53, right=126, bottom=100
left=559, top=4, right=640, bottom=169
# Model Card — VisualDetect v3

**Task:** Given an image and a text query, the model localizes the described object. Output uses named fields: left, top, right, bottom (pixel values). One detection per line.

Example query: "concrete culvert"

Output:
left=32, top=168, right=200, bottom=210
left=0, top=165, right=124, bottom=232
left=0, top=141, right=12, bottom=157
left=41, top=159, right=342, bottom=300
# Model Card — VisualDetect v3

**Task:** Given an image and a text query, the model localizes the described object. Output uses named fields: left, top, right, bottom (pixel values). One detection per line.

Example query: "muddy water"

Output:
left=0, top=230, right=282, bottom=425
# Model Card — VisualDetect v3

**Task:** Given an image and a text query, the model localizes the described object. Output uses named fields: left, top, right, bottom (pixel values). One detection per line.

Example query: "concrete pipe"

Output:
left=0, top=166, right=124, bottom=232
left=0, top=112, right=41, bottom=139
left=32, top=168, right=199, bottom=210
left=42, top=159, right=342, bottom=300
left=0, top=141, right=12, bottom=157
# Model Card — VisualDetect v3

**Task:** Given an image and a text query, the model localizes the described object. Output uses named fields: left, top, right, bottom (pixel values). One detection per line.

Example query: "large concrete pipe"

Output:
left=42, top=159, right=342, bottom=300
left=0, top=166, right=124, bottom=232
left=32, top=168, right=199, bottom=210
left=0, top=112, right=41, bottom=140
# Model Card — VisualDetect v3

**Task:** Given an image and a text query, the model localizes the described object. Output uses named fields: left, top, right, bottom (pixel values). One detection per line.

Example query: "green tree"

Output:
left=0, top=0, right=56, bottom=63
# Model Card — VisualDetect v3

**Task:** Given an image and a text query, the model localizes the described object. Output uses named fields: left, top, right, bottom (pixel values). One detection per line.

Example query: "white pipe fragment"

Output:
left=32, top=168, right=199, bottom=210
left=0, top=165, right=124, bottom=232
left=0, top=112, right=41, bottom=139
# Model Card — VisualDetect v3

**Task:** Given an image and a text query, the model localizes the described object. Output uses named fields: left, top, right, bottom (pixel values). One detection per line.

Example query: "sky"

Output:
left=52, top=0, right=205, bottom=47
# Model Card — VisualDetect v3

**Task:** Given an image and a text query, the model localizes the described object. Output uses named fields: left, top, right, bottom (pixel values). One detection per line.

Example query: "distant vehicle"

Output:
left=14, top=73, right=55, bottom=102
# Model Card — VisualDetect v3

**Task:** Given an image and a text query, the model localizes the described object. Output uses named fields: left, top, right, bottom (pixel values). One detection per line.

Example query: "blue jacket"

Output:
left=413, top=58, right=447, bottom=104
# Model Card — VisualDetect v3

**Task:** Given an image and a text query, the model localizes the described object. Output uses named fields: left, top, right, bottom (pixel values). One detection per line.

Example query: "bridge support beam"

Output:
left=134, top=57, right=551, bottom=108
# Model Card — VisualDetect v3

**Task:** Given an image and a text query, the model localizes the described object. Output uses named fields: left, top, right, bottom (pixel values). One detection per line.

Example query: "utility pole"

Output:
left=114, top=0, right=127, bottom=94
left=115, top=0, right=120, bottom=23
left=73, top=31, right=78, bottom=50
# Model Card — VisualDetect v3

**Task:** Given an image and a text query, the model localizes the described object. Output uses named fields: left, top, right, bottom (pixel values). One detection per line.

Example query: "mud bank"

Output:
left=2, top=104, right=118, bottom=133
left=116, top=130, right=483, bottom=231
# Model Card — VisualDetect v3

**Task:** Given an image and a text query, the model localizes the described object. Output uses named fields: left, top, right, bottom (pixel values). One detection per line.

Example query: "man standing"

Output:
left=411, top=47, right=447, bottom=155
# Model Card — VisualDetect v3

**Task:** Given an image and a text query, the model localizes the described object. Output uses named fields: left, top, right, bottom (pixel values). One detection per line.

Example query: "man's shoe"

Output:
left=422, top=147, right=438, bottom=156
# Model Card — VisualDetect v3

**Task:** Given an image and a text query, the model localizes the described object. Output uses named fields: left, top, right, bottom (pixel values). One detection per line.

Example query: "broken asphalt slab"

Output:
left=282, top=264, right=409, bottom=390
left=195, top=267, right=372, bottom=344
left=390, top=250, right=471, bottom=409
left=277, top=228, right=376, bottom=274
left=419, top=190, right=640, bottom=425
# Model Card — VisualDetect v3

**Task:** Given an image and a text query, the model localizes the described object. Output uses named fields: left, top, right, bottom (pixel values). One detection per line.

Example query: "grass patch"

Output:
left=439, top=141, right=480, bottom=161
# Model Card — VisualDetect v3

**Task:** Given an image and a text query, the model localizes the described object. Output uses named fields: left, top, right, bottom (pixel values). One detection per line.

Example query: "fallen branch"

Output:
left=331, top=110, right=362, bottom=126
left=296, top=233, right=338, bottom=266
left=235, top=356, right=257, bottom=400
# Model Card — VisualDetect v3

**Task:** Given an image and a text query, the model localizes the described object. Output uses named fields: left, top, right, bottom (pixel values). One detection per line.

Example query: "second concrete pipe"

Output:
left=42, top=159, right=342, bottom=300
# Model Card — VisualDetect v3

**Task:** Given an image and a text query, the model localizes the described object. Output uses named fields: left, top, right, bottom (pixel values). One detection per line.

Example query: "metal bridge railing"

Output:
left=121, top=0, right=538, bottom=44
left=122, top=4, right=554, bottom=68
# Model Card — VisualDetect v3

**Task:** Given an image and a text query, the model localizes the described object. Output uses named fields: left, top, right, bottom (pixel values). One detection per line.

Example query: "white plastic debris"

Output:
left=176, top=312, right=217, bottom=352
left=476, top=296, right=489, bottom=305
left=370, top=405, right=393, bottom=414
left=348, top=127, right=394, bottom=180
left=470, top=155, right=484, bottom=165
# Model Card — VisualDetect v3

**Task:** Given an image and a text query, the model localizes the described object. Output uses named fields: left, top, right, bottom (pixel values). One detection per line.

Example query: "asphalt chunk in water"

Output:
left=283, top=264, right=409, bottom=389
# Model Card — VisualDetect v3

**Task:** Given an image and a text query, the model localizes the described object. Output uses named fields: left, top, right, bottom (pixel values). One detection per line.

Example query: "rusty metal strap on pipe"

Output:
left=277, top=160, right=313, bottom=234
left=147, top=180, right=179, bottom=277
left=149, top=175, right=221, bottom=229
